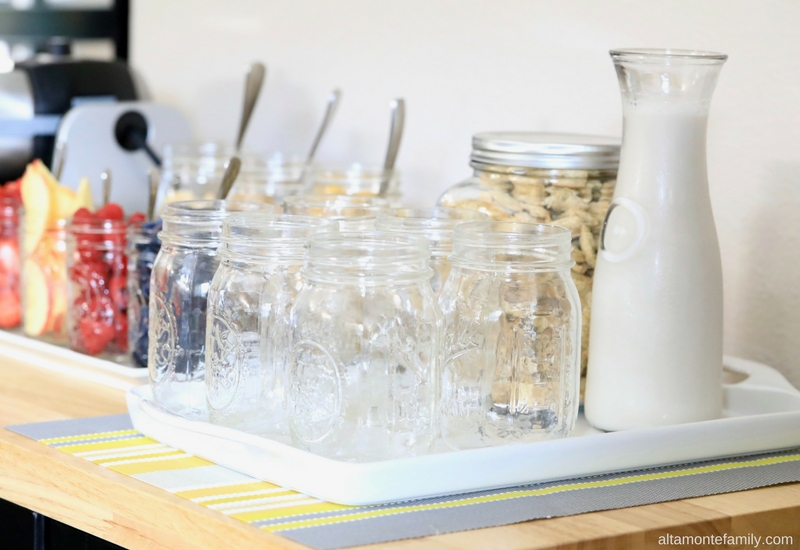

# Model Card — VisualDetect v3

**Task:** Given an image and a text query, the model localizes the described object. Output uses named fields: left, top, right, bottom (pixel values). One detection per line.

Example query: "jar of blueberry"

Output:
left=148, top=200, right=274, bottom=418
left=127, top=220, right=162, bottom=368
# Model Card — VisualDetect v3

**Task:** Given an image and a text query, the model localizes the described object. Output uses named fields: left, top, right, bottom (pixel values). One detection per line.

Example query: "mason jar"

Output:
left=127, top=220, right=162, bottom=368
left=21, top=218, right=68, bottom=343
left=148, top=200, right=275, bottom=418
left=206, top=214, right=336, bottom=437
left=288, top=232, right=441, bottom=461
left=283, top=194, right=389, bottom=231
left=376, top=207, right=488, bottom=295
left=0, top=197, right=21, bottom=329
left=66, top=217, right=128, bottom=360
left=438, top=132, right=618, bottom=392
left=306, top=163, right=401, bottom=205
left=439, top=221, right=581, bottom=449
left=227, top=152, right=306, bottom=205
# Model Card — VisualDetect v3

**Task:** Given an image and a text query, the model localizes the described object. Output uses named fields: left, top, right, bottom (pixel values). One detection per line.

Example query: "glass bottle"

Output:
left=66, top=217, right=128, bottom=360
left=127, top=220, right=162, bottom=368
left=283, top=194, right=389, bottom=231
left=288, top=232, right=440, bottom=461
left=437, top=132, right=619, bottom=391
left=0, top=197, right=21, bottom=329
left=585, top=49, right=727, bottom=430
left=439, top=221, right=581, bottom=449
left=148, top=200, right=275, bottom=418
left=376, top=207, right=488, bottom=295
left=206, top=214, right=336, bottom=437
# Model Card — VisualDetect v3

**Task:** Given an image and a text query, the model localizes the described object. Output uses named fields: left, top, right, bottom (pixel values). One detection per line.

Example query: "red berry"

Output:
left=79, top=317, right=115, bottom=355
left=109, top=275, right=128, bottom=310
left=0, top=291, right=21, bottom=328
left=114, top=312, right=128, bottom=351
left=128, top=212, right=146, bottom=224
left=94, top=203, right=124, bottom=221
left=73, top=207, right=93, bottom=222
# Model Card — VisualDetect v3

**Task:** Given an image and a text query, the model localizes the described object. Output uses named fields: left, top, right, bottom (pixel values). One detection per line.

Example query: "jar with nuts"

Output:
left=437, top=132, right=619, bottom=396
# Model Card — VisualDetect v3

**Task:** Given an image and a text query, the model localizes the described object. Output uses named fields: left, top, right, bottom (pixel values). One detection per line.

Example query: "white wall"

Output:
left=131, top=0, right=800, bottom=386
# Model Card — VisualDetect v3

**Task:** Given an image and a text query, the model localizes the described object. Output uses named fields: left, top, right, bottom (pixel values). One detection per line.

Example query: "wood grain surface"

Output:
left=0, top=351, right=798, bottom=550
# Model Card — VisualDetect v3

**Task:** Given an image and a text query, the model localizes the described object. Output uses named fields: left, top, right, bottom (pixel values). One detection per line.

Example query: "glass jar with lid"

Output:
left=376, top=207, right=488, bottom=295
left=438, top=132, right=619, bottom=390
left=283, top=194, right=389, bottom=231
left=148, top=200, right=275, bottom=418
left=306, top=163, right=401, bottom=205
left=288, top=232, right=441, bottom=461
left=206, top=213, right=336, bottom=437
left=439, top=221, right=581, bottom=449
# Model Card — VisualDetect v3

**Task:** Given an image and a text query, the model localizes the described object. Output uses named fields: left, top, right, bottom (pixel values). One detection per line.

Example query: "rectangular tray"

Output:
left=127, top=356, right=800, bottom=505
left=0, top=329, right=148, bottom=391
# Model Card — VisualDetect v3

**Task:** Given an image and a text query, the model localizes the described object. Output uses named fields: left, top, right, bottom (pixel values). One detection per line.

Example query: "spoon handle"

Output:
left=380, top=98, right=405, bottom=195
left=306, top=89, right=342, bottom=168
left=217, top=157, right=242, bottom=200
left=101, top=169, right=112, bottom=206
left=147, top=168, right=160, bottom=221
left=235, top=62, right=267, bottom=152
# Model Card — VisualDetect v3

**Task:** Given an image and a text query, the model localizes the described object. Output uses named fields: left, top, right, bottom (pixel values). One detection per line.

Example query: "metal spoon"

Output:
left=101, top=169, right=112, bottom=206
left=235, top=62, right=267, bottom=152
left=53, top=142, right=67, bottom=181
left=380, top=98, right=405, bottom=195
left=147, top=168, right=160, bottom=221
left=301, top=89, right=342, bottom=179
left=217, top=156, right=242, bottom=200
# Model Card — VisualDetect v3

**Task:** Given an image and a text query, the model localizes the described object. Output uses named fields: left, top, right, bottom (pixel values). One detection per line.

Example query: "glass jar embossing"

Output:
left=439, top=221, right=581, bottom=449
left=288, top=232, right=441, bottom=461
left=149, top=200, right=274, bottom=418
left=438, top=133, right=618, bottom=394
left=206, top=214, right=336, bottom=437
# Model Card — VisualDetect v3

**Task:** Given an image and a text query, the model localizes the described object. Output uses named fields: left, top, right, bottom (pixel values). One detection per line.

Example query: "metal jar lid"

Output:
left=470, top=132, right=620, bottom=170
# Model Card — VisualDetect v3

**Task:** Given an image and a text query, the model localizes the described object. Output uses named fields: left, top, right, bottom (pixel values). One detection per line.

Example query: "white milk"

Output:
left=584, top=106, right=723, bottom=431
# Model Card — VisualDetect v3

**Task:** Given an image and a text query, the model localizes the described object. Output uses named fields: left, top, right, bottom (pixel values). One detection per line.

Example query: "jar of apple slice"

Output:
left=66, top=205, right=144, bottom=360
left=0, top=191, right=22, bottom=330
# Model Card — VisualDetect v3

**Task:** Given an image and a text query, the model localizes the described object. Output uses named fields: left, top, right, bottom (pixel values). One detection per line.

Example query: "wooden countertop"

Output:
left=0, top=352, right=799, bottom=550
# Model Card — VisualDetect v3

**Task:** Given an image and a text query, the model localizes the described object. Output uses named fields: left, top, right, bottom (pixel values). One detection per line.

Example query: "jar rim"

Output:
left=377, top=207, right=488, bottom=235
left=471, top=132, right=620, bottom=170
left=68, top=218, right=127, bottom=235
left=610, top=48, right=727, bottom=64
left=222, top=213, right=337, bottom=245
left=161, top=200, right=274, bottom=223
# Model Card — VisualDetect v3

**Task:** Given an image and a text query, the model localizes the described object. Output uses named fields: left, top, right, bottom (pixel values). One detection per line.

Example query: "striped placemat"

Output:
left=7, top=414, right=800, bottom=550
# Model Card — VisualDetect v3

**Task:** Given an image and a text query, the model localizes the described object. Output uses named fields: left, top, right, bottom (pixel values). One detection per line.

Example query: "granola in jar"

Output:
left=437, top=132, right=619, bottom=395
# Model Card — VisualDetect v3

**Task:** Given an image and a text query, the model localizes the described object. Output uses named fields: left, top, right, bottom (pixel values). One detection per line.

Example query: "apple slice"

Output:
left=22, top=258, right=51, bottom=336
left=74, top=177, right=94, bottom=212
left=52, top=185, right=77, bottom=221
left=20, top=164, right=52, bottom=254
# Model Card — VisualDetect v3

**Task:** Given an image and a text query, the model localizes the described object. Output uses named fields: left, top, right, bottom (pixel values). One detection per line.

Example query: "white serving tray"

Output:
left=127, top=356, right=800, bottom=505
left=0, top=328, right=148, bottom=391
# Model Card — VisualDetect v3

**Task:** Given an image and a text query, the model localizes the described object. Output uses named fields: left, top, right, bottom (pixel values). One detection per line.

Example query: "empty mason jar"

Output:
left=206, top=214, right=336, bottom=437
left=283, top=194, right=389, bottom=231
left=439, top=221, right=581, bottom=449
left=149, top=200, right=275, bottom=418
left=289, top=232, right=441, bottom=461
left=376, top=207, right=488, bottom=295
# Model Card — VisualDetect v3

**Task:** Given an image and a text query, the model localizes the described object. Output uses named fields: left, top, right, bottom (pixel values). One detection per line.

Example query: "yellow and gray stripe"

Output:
left=8, top=414, right=800, bottom=550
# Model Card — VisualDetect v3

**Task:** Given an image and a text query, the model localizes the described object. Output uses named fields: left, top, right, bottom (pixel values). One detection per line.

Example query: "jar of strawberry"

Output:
left=66, top=204, right=133, bottom=360
left=0, top=195, right=22, bottom=329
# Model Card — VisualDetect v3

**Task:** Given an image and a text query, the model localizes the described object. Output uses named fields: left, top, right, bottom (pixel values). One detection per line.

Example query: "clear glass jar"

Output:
left=376, top=207, right=488, bottom=295
left=227, top=153, right=306, bottom=205
left=283, top=194, right=389, bottom=231
left=206, top=214, right=336, bottom=437
left=438, top=132, right=618, bottom=392
left=66, top=218, right=128, bottom=360
left=127, top=220, right=162, bottom=368
left=288, top=232, right=441, bottom=461
left=149, top=200, right=275, bottom=418
left=306, top=163, right=401, bottom=205
left=21, top=218, right=68, bottom=343
left=0, top=198, right=21, bottom=329
left=439, top=221, right=581, bottom=449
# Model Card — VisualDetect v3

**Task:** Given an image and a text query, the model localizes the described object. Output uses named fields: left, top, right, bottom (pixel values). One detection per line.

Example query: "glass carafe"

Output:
left=585, top=49, right=727, bottom=430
